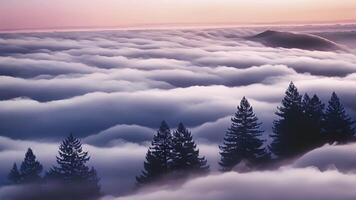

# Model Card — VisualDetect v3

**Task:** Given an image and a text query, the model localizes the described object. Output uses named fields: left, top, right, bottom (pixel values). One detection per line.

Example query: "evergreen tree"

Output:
left=219, top=97, right=269, bottom=172
left=136, top=121, right=173, bottom=185
left=46, top=134, right=101, bottom=199
left=323, top=92, right=355, bottom=144
left=171, top=123, right=209, bottom=174
left=301, top=93, right=325, bottom=149
left=8, top=163, right=21, bottom=184
left=270, top=82, right=305, bottom=158
left=19, top=148, right=43, bottom=183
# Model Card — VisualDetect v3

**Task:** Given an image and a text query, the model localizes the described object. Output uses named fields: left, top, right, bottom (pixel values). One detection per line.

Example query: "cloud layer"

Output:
left=103, top=143, right=356, bottom=200
left=105, top=168, right=356, bottom=200
left=1, top=24, right=356, bottom=197
left=1, top=26, right=356, bottom=141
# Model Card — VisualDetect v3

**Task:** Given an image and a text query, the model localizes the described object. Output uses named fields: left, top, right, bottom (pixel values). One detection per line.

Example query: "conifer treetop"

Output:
left=8, top=163, right=21, bottom=184
left=324, top=92, right=355, bottom=144
left=220, top=97, right=268, bottom=171
left=20, top=148, right=43, bottom=183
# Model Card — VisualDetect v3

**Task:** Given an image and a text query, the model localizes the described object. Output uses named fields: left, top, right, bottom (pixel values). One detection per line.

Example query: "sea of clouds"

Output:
left=0, top=24, right=356, bottom=199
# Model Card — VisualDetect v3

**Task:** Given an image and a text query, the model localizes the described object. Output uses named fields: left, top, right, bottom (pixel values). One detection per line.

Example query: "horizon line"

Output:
left=1, top=19, right=356, bottom=34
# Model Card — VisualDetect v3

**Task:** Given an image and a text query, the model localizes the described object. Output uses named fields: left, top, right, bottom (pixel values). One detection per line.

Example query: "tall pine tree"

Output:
left=8, top=163, right=21, bottom=184
left=46, top=134, right=101, bottom=199
left=301, top=93, right=325, bottom=149
left=136, top=121, right=173, bottom=185
left=19, top=148, right=43, bottom=184
left=323, top=92, right=355, bottom=144
left=219, top=97, right=269, bottom=172
left=171, top=123, right=209, bottom=174
left=270, top=82, right=305, bottom=158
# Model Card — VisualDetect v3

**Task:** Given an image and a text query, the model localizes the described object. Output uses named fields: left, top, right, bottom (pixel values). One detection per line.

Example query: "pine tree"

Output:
left=301, top=93, right=325, bottom=149
left=136, top=121, right=173, bottom=185
left=20, top=148, right=43, bottom=183
left=8, top=163, right=21, bottom=184
left=46, top=134, right=101, bottom=198
left=219, top=97, right=269, bottom=172
left=171, top=123, right=209, bottom=174
left=323, top=92, right=355, bottom=144
left=270, top=82, right=305, bottom=158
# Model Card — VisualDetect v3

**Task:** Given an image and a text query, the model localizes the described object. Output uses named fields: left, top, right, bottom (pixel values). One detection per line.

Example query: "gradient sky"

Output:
left=0, top=0, right=356, bottom=30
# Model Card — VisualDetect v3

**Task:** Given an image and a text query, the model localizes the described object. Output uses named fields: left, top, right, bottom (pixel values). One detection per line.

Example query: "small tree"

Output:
left=136, top=121, right=173, bottom=185
left=301, top=93, right=325, bottom=149
left=219, top=97, right=269, bottom=171
left=46, top=134, right=101, bottom=199
left=20, top=148, right=43, bottom=184
left=8, top=163, right=21, bottom=184
left=171, top=123, right=209, bottom=174
left=270, top=82, right=304, bottom=158
left=323, top=92, right=355, bottom=144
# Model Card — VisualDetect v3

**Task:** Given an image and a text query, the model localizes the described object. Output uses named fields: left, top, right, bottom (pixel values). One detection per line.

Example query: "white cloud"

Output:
left=105, top=167, right=356, bottom=200
left=1, top=25, right=356, bottom=197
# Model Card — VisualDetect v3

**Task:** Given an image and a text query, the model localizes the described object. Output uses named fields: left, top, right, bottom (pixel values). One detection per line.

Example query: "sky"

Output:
left=1, top=1, right=356, bottom=198
left=1, top=0, right=356, bottom=30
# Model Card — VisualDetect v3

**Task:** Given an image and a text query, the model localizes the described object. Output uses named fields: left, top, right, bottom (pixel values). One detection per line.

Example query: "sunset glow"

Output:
left=1, top=0, right=356, bottom=30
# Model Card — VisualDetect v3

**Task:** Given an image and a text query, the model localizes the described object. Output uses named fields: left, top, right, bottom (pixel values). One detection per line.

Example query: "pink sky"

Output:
left=1, top=0, right=356, bottom=30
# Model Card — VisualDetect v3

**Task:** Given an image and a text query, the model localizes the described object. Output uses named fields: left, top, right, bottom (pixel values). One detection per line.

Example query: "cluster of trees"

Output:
left=6, top=81, right=355, bottom=194
left=8, top=134, right=101, bottom=200
left=8, top=148, right=43, bottom=185
left=219, top=82, right=355, bottom=171
left=136, top=122, right=209, bottom=185
left=8, top=123, right=209, bottom=197
left=136, top=82, right=355, bottom=185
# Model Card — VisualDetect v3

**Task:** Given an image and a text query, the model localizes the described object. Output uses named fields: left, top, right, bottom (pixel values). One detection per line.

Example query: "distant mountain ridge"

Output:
left=249, top=30, right=347, bottom=52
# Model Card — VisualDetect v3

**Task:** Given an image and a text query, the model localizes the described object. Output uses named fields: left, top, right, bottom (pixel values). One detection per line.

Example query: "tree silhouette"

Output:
left=8, top=163, right=21, bottom=184
left=46, top=134, right=101, bottom=199
left=323, top=92, right=355, bottom=144
left=301, top=93, right=325, bottom=150
left=171, top=123, right=209, bottom=174
left=19, top=148, right=43, bottom=184
left=136, top=121, right=173, bottom=185
left=219, top=97, right=269, bottom=171
left=270, top=82, right=305, bottom=158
